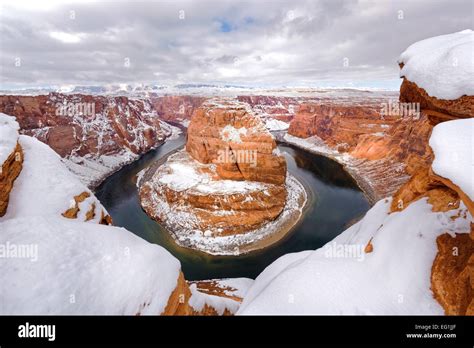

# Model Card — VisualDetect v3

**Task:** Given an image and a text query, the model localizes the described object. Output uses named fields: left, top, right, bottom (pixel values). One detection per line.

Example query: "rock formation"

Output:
left=139, top=98, right=306, bottom=255
left=0, top=94, right=177, bottom=187
left=285, top=93, right=431, bottom=201
left=150, top=95, right=207, bottom=125
left=186, top=99, right=287, bottom=184
left=0, top=114, right=23, bottom=216
left=392, top=31, right=474, bottom=315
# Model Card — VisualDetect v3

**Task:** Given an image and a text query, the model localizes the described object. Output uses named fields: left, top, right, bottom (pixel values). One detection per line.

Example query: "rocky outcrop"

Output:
left=399, top=78, right=473, bottom=120
left=0, top=143, right=23, bottom=217
left=139, top=98, right=306, bottom=255
left=187, top=99, right=287, bottom=185
left=0, top=116, right=112, bottom=225
left=392, top=48, right=474, bottom=314
left=431, top=231, right=474, bottom=315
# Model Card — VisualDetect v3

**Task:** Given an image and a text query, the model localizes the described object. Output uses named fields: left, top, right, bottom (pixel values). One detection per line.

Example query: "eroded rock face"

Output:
left=391, top=74, right=473, bottom=315
left=151, top=95, right=207, bottom=124
left=400, top=78, right=473, bottom=120
left=139, top=98, right=306, bottom=255
left=187, top=99, right=287, bottom=185
left=431, top=231, right=474, bottom=315
left=0, top=143, right=23, bottom=217
left=0, top=94, right=174, bottom=187
left=0, top=94, right=167, bottom=158
left=286, top=97, right=433, bottom=200
left=237, top=95, right=299, bottom=122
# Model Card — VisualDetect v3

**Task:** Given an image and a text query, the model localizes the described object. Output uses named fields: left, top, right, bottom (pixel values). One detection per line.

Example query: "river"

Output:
left=95, top=134, right=370, bottom=280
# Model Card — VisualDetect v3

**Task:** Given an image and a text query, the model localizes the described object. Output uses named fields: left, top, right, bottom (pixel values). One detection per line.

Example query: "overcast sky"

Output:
left=0, top=0, right=472, bottom=89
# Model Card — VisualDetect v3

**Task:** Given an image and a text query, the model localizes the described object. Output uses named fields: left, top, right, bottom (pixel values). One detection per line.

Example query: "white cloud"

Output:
left=0, top=0, right=472, bottom=88
left=49, top=31, right=84, bottom=44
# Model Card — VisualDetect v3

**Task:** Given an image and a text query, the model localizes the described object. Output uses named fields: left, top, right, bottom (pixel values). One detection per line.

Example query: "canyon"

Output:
left=138, top=98, right=306, bottom=255
left=1, top=30, right=472, bottom=316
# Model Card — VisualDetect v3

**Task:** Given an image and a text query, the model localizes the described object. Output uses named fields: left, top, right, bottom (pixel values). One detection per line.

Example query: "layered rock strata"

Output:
left=0, top=94, right=177, bottom=187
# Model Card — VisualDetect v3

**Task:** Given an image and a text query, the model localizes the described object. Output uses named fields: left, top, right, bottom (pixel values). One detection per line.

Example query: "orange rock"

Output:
left=431, top=232, right=474, bottom=315
left=0, top=143, right=23, bottom=217
left=151, top=95, right=207, bottom=123
left=400, top=78, right=474, bottom=119
left=186, top=100, right=287, bottom=185
left=364, top=238, right=374, bottom=253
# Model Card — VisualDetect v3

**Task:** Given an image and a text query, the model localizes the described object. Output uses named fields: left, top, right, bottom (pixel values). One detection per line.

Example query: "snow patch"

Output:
left=0, top=113, right=19, bottom=165
left=430, top=118, right=474, bottom=201
left=399, top=30, right=474, bottom=100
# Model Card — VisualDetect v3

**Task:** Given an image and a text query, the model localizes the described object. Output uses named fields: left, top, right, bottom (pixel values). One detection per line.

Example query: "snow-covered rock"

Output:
left=0, top=135, right=110, bottom=224
left=238, top=198, right=471, bottom=315
left=399, top=30, right=474, bottom=100
left=430, top=118, right=474, bottom=201
left=0, top=114, right=22, bottom=217
left=0, top=215, right=181, bottom=315
left=265, top=119, right=290, bottom=132
left=0, top=113, right=19, bottom=165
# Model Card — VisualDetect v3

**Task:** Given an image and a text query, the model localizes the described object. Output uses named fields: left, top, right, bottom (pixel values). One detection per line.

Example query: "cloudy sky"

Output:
left=0, top=0, right=472, bottom=89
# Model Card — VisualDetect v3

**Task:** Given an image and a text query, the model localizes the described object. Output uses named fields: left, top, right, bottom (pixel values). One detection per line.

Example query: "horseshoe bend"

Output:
left=0, top=0, right=472, bottom=328
left=137, top=98, right=307, bottom=255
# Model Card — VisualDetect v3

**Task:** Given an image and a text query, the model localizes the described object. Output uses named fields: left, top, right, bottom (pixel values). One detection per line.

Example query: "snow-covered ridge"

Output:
left=0, top=216, right=180, bottom=315
left=399, top=30, right=474, bottom=100
left=238, top=197, right=472, bottom=314
left=0, top=135, right=108, bottom=223
left=430, top=118, right=474, bottom=201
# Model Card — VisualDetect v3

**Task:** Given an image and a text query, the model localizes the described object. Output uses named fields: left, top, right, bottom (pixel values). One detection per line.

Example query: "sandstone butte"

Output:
left=138, top=98, right=308, bottom=256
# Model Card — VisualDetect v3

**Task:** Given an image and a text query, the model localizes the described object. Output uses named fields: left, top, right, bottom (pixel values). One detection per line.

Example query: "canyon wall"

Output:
left=150, top=95, right=207, bottom=125
left=0, top=94, right=177, bottom=187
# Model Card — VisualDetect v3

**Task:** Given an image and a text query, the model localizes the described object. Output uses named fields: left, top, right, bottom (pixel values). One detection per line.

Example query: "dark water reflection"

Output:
left=95, top=134, right=370, bottom=280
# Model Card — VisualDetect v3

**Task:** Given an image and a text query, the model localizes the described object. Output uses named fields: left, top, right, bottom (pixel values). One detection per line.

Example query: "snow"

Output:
left=154, top=150, right=274, bottom=195
left=187, top=277, right=253, bottom=315
left=220, top=125, right=248, bottom=143
left=265, top=119, right=289, bottom=131
left=0, top=113, right=19, bottom=165
left=0, top=215, right=180, bottom=315
left=211, top=278, right=254, bottom=299
left=188, top=284, right=240, bottom=315
left=429, top=118, right=474, bottom=201
left=238, top=198, right=472, bottom=315
left=63, top=150, right=138, bottom=188
left=0, top=135, right=108, bottom=223
left=399, top=30, right=474, bottom=100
